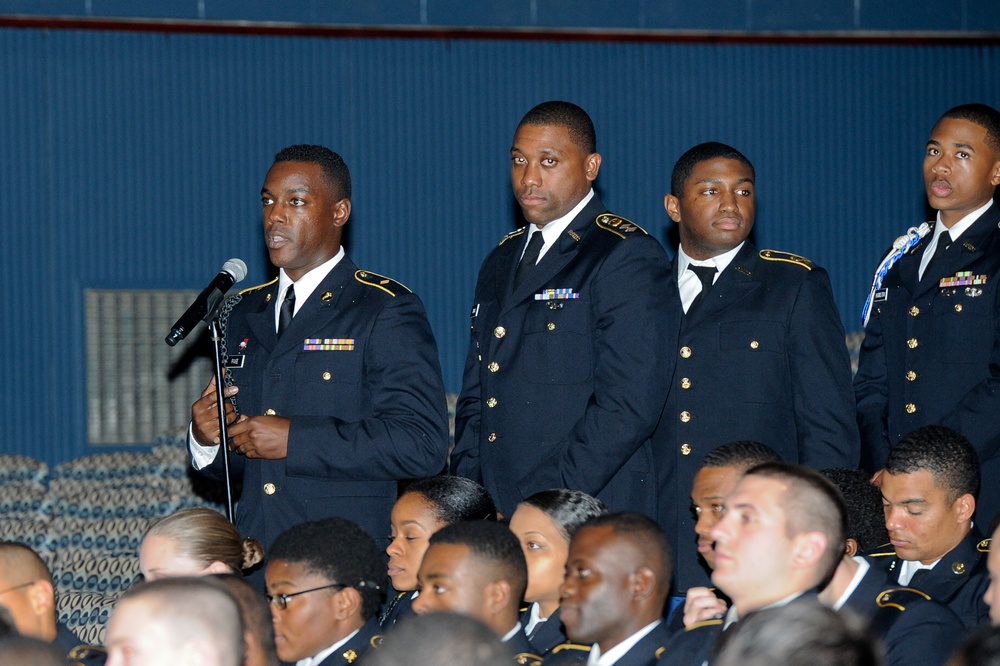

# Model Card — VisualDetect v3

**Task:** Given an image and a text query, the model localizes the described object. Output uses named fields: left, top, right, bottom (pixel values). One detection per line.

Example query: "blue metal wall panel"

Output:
left=0, top=28, right=997, bottom=466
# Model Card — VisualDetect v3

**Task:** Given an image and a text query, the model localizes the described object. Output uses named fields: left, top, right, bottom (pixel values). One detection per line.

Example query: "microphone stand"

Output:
left=206, top=300, right=236, bottom=524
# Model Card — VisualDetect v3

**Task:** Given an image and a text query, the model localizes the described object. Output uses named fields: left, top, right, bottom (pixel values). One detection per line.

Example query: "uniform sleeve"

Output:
left=282, top=292, right=449, bottom=480
left=552, top=235, right=678, bottom=493
left=451, top=315, right=485, bottom=483
left=787, top=266, right=861, bottom=469
left=854, top=304, right=893, bottom=472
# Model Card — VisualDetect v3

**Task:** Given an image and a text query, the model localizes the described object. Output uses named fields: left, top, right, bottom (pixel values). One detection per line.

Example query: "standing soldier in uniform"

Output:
left=451, top=101, right=677, bottom=519
left=656, top=142, right=859, bottom=600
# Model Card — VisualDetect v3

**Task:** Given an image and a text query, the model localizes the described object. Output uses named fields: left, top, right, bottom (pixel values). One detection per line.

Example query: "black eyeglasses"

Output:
left=265, top=582, right=348, bottom=610
left=0, top=581, right=35, bottom=596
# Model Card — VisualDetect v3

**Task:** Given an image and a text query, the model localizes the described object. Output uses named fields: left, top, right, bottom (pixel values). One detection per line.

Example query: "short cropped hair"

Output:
left=670, top=142, right=755, bottom=197
left=885, top=425, right=980, bottom=502
left=821, top=468, right=888, bottom=554
left=146, top=508, right=263, bottom=574
left=401, top=476, right=497, bottom=524
left=745, top=462, right=847, bottom=587
left=269, top=517, right=385, bottom=621
left=940, top=103, right=1000, bottom=154
left=520, top=489, right=608, bottom=542
left=577, top=512, right=672, bottom=590
left=203, top=575, right=278, bottom=666
left=0, top=542, right=52, bottom=583
left=429, top=521, right=527, bottom=601
left=273, top=144, right=352, bottom=200
left=517, top=101, right=597, bottom=154
left=701, top=441, right=782, bottom=473
left=365, top=612, right=515, bottom=666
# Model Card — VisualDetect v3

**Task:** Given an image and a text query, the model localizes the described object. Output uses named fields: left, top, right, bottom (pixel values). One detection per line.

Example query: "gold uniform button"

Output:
left=680, top=347, right=692, bottom=359
left=487, top=432, right=497, bottom=442
left=680, top=411, right=691, bottom=423
left=750, top=340, right=760, bottom=350
left=263, top=483, right=276, bottom=495
left=952, top=561, right=967, bottom=575
left=487, top=397, right=498, bottom=408
left=909, top=306, right=920, bottom=317
left=494, top=326, right=506, bottom=339
left=905, top=403, right=917, bottom=414
left=955, top=303, right=963, bottom=313
left=322, top=372, right=332, bottom=381
left=680, top=443, right=692, bottom=456
left=905, top=370, right=917, bottom=381
left=547, top=322, right=556, bottom=331
left=264, top=408, right=276, bottom=416
left=907, top=338, right=919, bottom=349
left=680, top=377, right=692, bottom=389
left=488, top=361, right=500, bottom=373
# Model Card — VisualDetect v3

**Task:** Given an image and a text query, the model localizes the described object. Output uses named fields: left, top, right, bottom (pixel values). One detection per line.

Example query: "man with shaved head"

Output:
left=105, top=577, right=244, bottom=666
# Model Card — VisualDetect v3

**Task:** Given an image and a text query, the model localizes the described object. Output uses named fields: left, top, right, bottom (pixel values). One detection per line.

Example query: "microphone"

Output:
left=165, top=259, right=248, bottom=346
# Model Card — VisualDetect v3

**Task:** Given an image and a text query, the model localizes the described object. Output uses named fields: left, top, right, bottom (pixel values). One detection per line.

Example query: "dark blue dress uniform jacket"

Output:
left=542, top=622, right=672, bottom=666
left=197, top=256, right=449, bottom=551
left=855, top=203, right=1000, bottom=526
left=655, top=241, right=860, bottom=592
left=451, top=195, right=678, bottom=518
left=314, top=617, right=383, bottom=666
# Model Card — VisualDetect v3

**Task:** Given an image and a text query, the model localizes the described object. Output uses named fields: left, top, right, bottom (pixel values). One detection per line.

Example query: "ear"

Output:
left=989, top=159, right=1000, bottom=187
left=955, top=493, right=976, bottom=524
left=27, top=580, right=55, bottom=615
left=334, top=586, right=363, bottom=621
left=790, top=531, right=828, bottom=570
left=484, top=579, right=512, bottom=617
left=331, top=197, right=352, bottom=228
left=630, top=567, right=657, bottom=601
left=205, top=561, right=232, bottom=576
left=664, top=194, right=682, bottom=223
left=585, top=152, right=602, bottom=182
left=844, top=538, right=859, bottom=558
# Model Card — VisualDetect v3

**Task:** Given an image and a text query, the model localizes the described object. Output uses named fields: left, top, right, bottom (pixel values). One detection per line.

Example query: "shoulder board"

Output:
left=758, top=249, right=814, bottom=270
left=354, top=270, right=412, bottom=297
left=685, top=617, right=724, bottom=631
left=548, top=643, right=591, bottom=655
left=596, top=213, right=648, bottom=238
left=876, top=587, right=931, bottom=611
left=978, top=538, right=991, bottom=553
left=498, top=227, right=527, bottom=246
left=238, top=277, right=278, bottom=296
left=514, top=652, right=544, bottom=666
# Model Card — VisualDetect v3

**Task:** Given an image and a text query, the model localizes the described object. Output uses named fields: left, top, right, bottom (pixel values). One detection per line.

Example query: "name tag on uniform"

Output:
left=471, top=303, right=480, bottom=318
left=303, top=338, right=355, bottom=351
left=224, top=355, right=245, bottom=368
left=873, top=288, right=888, bottom=303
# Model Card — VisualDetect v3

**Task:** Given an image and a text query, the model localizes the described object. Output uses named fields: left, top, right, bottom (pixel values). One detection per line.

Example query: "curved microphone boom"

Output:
left=165, top=258, right=248, bottom=346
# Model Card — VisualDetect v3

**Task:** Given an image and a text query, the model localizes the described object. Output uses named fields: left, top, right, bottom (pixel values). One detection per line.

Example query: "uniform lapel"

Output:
left=913, top=208, right=999, bottom=298
left=684, top=242, right=760, bottom=326
left=270, top=258, right=354, bottom=358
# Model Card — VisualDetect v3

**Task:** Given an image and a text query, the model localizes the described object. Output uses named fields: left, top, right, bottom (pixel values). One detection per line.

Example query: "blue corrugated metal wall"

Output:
left=1, top=27, right=998, bottom=465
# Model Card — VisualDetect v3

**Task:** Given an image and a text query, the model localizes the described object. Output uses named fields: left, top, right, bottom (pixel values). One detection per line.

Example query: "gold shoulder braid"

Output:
left=499, top=227, right=527, bottom=246
left=596, top=213, right=648, bottom=238
left=354, top=270, right=413, bottom=297
left=758, top=249, right=814, bottom=270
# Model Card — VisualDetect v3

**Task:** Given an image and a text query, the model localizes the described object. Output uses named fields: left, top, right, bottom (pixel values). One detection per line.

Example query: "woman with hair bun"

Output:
left=382, top=476, right=496, bottom=627
left=508, top=488, right=608, bottom=656
left=139, top=507, right=264, bottom=580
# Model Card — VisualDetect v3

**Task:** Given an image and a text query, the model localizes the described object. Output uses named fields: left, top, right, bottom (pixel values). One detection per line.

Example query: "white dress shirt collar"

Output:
left=521, top=189, right=595, bottom=264
left=276, top=246, right=346, bottom=329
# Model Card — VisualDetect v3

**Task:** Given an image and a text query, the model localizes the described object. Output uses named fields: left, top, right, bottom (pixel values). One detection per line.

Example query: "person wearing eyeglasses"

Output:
left=265, top=517, right=386, bottom=665
left=0, top=542, right=88, bottom=658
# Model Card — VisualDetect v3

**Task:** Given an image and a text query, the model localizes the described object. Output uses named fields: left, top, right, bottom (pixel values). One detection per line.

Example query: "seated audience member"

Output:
left=104, top=577, right=244, bottom=666
left=680, top=441, right=781, bottom=629
left=819, top=468, right=964, bottom=666
left=544, top=512, right=673, bottom=666
left=950, top=626, right=1000, bottom=666
left=413, top=520, right=537, bottom=662
left=266, top=516, right=385, bottom=666
left=662, top=462, right=845, bottom=666
left=712, top=603, right=883, bottom=666
left=0, top=634, right=68, bottom=666
left=986, top=522, right=1000, bottom=625
left=508, top=489, right=608, bottom=655
left=140, top=507, right=264, bottom=580
left=0, top=542, right=86, bottom=656
left=203, top=575, right=280, bottom=666
left=365, top=612, right=515, bottom=666
left=384, top=476, right=496, bottom=626
left=878, top=424, right=990, bottom=628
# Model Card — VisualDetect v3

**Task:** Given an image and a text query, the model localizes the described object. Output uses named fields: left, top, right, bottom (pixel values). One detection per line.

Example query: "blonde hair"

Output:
left=146, top=508, right=263, bottom=573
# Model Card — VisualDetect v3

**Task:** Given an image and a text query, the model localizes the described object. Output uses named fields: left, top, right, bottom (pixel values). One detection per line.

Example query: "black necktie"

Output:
left=922, top=235, right=951, bottom=282
left=687, top=265, right=717, bottom=315
left=277, top=284, right=295, bottom=338
left=513, top=231, right=545, bottom=291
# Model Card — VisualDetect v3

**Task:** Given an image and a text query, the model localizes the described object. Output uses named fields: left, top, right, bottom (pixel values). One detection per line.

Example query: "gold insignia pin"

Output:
left=952, top=561, right=966, bottom=575
left=265, top=293, right=272, bottom=302
left=321, top=291, right=333, bottom=301
left=977, top=538, right=991, bottom=553
left=343, top=649, right=358, bottom=663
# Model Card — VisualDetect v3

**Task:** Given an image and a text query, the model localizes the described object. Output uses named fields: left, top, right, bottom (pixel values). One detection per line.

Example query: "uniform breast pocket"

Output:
left=294, top=350, right=363, bottom=414
left=522, top=298, right=593, bottom=385
left=932, top=289, right=993, bottom=364
left=720, top=320, right=786, bottom=404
